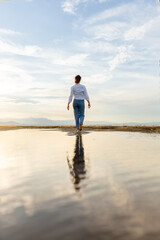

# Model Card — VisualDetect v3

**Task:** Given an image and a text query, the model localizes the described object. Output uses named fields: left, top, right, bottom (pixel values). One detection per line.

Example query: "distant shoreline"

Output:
left=0, top=125, right=160, bottom=133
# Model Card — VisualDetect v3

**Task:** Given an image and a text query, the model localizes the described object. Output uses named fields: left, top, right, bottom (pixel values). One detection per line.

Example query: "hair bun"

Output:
left=75, top=75, right=81, bottom=83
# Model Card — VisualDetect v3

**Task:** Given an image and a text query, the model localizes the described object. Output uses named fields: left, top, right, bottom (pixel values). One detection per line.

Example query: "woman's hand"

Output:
left=88, top=101, right=91, bottom=108
left=67, top=103, right=70, bottom=110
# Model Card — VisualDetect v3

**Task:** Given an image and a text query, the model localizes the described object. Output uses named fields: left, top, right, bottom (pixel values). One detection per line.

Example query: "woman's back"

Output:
left=72, top=83, right=86, bottom=100
left=69, top=83, right=89, bottom=102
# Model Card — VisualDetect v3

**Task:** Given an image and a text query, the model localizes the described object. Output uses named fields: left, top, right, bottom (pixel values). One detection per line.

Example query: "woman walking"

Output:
left=67, top=75, right=91, bottom=133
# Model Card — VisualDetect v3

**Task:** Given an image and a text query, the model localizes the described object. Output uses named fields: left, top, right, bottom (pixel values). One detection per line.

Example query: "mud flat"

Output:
left=0, top=125, right=160, bottom=133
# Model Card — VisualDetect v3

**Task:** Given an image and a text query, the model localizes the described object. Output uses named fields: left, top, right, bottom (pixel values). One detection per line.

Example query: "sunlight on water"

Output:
left=0, top=129, right=160, bottom=240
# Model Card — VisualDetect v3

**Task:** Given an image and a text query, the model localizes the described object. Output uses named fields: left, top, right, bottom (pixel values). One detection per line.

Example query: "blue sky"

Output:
left=0, top=0, right=159, bottom=123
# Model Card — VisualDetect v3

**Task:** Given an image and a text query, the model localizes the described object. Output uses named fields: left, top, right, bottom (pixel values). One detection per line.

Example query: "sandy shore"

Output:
left=0, top=125, right=160, bottom=133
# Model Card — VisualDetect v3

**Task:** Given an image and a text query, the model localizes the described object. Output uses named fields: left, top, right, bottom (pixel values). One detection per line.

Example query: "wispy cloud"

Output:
left=76, top=1, right=159, bottom=75
left=124, top=20, right=153, bottom=41
left=52, top=53, right=88, bottom=66
left=61, top=0, right=87, bottom=14
left=85, top=2, right=135, bottom=25
left=0, top=39, right=41, bottom=56
left=109, top=45, right=133, bottom=71
left=0, top=28, right=21, bottom=35
left=86, top=21, right=127, bottom=41
left=8, top=97, right=39, bottom=104
left=61, top=0, right=109, bottom=14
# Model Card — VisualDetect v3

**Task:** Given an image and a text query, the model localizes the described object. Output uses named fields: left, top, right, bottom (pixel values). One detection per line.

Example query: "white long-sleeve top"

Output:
left=68, top=83, right=89, bottom=103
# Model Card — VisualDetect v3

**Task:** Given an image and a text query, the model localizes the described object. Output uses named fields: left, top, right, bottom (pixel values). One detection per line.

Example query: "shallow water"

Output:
left=0, top=129, right=160, bottom=240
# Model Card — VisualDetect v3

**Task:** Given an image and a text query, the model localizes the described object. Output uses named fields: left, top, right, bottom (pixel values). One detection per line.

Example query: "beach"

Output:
left=0, top=125, right=160, bottom=133
left=0, top=128, right=160, bottom=240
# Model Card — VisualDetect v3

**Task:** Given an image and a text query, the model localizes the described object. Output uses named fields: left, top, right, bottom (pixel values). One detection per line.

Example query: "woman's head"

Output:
left=75, top=75, right=81, bottom=84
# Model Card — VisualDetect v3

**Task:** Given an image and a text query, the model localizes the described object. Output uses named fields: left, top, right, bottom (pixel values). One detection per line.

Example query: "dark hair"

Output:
left=75, top=75, right=81, bottom=84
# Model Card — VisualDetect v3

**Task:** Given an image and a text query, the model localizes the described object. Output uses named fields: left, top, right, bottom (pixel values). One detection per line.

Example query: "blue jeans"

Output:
left=73, top=99, right=85, bottom=129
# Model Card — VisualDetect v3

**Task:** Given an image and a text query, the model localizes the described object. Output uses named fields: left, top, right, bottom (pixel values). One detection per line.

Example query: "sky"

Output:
left=0, top=0, right=159, bottom=123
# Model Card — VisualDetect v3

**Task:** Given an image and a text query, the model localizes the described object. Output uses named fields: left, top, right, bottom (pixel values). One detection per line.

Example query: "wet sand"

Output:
left=0, top=129, right=160, bottom=240
left=0, top=125, right=160, bottom=133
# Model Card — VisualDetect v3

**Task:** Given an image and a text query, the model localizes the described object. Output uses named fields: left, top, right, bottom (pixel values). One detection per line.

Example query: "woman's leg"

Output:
left=79, top=100, right=85, bottom=124
left=73, top=100, right=80, bottom=129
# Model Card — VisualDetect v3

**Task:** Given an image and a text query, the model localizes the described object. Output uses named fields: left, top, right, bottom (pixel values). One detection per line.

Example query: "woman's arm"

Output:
left=84, top=86, right=91, bottom=108
left=67, top=87, right=73, bottom=110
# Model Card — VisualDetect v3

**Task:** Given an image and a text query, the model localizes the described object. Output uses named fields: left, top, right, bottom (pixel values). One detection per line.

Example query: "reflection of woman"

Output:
left=67, top=75, right=91, bottom=133
left=67, top=134, right=86, bottom=191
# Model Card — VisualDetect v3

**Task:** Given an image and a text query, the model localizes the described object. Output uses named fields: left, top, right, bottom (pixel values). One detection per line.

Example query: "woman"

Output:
left=67, top=75, right=91, bottom=132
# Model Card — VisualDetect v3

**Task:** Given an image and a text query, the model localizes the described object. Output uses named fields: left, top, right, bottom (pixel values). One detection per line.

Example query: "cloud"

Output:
left=0, top=28, right=21, bottom=35
left=3, top=95, right=66, bottom=105
left=61, top=0, right=109, bottom=14
left=0, top=39, right=41, bottom=56
left=9, top=97, right=39, bottom=104
left=61, top=0, right=87, bottom=14
left=86, top=21, right=127, bottom=41
left=0, top=59, right=35, bottom=96
left=29, top=87, right=47, bottom=91
left=124, top=20, right=153, bottom=41
left=98, top=0, right=109, bottom=2
left=52, top=53, right=88, bottom=66
left=75, top=1, right=159, bottom=79
left=84, top=2, right=135, bottom=25
left=109, top=45, right=133, bottom=71
left=75, top=39, right=115, bottom=55
left=85, top=72, right=112, bottom=83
